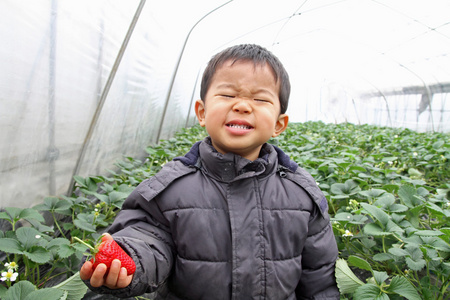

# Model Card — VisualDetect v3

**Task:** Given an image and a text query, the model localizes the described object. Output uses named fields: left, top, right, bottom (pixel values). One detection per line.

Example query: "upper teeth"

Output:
left=228, top=124, right=251, bottom=129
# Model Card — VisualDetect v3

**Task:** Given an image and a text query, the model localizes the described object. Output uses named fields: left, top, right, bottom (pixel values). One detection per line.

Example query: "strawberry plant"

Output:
left=1, top=122, right=448, bottom=299
left=0, top=125, right=207, bottom=299
left=272, top=122, right=449, bottom=299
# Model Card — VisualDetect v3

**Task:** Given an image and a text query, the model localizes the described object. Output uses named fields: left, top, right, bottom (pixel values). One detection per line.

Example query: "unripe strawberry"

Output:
left=74, top=237, right=136, bottom=275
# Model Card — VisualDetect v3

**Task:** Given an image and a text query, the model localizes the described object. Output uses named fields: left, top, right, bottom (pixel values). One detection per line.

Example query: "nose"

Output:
left=232, top=98, right=252, bottom=114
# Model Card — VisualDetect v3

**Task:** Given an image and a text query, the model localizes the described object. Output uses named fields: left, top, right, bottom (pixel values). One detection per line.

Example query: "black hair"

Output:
left=200, top=44, right=290, bottom=114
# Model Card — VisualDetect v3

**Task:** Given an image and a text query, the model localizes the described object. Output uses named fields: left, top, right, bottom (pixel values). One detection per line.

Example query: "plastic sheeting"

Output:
left=1, top=0, right=449, bottom=208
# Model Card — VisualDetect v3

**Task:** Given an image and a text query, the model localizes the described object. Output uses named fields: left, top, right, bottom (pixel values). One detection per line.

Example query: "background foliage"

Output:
left=0, top=122, right=448, bottom=299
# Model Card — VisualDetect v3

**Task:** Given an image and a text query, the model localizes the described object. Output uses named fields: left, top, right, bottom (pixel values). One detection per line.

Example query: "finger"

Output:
left=90, top=263, right=107, bottom=287
left=79, top=261, right=94, bottom=280
left=105, top=259, right=121, bottom=288
left=101, top=233, right=113, bottom=242
left=116, top=267, right=133, bottom=288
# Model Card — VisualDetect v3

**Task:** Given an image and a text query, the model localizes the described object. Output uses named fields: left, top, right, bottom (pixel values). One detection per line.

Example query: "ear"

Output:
left=195, top=99, right=206, bottom=127
left=272, top=114, right=289, bottom=137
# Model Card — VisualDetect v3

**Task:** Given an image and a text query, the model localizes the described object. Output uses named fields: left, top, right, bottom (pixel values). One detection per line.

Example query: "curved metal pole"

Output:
left=185, top=68, right=202, bottom=128
left=398, top=63, right=435, bottom=132
left=155, top=0, right=233, bottom=141
left=361, top=78, right=393, bottom=127
left=47, top=0, right=58, bottom=196
left=67, top=0, right=146, bottom=196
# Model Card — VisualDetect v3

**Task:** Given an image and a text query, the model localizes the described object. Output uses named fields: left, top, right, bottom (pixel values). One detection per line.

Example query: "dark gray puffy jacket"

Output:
left=85, top=138, right=339, bottom=299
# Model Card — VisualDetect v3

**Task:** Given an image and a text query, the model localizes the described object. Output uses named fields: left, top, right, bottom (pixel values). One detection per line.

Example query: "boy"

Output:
left=80, top=44, right=340, bottom=299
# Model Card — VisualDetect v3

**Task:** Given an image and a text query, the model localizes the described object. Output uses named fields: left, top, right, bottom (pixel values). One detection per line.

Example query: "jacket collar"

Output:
left=174, top=137, right=298, bottom=182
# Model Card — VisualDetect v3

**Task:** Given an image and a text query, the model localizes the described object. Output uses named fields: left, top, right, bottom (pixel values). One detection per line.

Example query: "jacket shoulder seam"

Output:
left=137, top=160, right=197, bottom=202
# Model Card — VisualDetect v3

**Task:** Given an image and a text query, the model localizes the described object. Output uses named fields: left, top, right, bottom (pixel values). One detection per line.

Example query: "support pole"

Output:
left=67, top=0, right=146, bottom=196
left=156, top=0, right=233, bottom=141
left=47, top=0, right=58, bottom=195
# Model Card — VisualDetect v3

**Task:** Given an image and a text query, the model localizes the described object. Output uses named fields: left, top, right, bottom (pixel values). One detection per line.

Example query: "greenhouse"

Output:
left=0, top=0, right=449, bottom=299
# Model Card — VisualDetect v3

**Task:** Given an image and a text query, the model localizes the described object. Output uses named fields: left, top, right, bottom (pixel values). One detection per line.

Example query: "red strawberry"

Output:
left=73, top=236, right=136, bottom=275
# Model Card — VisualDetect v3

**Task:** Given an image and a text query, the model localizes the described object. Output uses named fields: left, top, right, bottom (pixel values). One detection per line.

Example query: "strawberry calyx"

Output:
left=72, top=236, right=102, bottom=262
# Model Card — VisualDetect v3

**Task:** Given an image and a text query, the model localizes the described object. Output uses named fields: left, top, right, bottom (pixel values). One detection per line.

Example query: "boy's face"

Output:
left=195, top=60, right=288, bottom=161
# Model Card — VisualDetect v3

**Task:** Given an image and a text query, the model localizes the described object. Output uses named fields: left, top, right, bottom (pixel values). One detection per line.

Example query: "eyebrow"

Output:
left=215, top=84, right=276, bottom=97
left=215, top=83, right=237, bottom=90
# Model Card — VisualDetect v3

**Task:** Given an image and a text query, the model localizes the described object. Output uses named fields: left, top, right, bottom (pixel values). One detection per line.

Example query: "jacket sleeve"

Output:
left=83, top=185, right=175, bottom=298
left=296, top=211, right=340, bottom=299
left=292, top=169, right=340, bottom=300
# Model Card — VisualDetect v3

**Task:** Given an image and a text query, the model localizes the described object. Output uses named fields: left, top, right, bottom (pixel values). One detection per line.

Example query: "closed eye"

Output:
left=220, top=95, right=235, bottom=98
left=255, top=99, right=269, bottom=102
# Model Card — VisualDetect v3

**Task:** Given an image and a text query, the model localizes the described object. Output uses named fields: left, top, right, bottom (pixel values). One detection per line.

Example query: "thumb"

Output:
left=101, top=233, right=114, bottom=242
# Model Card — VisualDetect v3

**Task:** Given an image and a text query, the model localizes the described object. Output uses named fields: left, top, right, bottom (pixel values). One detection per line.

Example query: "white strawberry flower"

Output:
left=4, top=261, right=18, bottom=271
left=342, top=230, right=353, bottom=237
left=1, top=270, right=18, bottom=282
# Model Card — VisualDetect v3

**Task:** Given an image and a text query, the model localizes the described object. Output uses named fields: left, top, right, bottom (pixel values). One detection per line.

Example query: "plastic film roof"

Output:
left=1, top=0, right=449, bottom=208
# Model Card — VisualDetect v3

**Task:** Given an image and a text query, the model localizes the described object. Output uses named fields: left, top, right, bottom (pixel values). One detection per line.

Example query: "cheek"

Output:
left=205, top=103, right=227, bottom=120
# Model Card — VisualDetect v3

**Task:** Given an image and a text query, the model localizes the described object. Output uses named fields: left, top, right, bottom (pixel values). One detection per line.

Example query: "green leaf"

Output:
left=332, top=212, right=353, bottom=222
left=388, top=203, right=408, bottom=213
left=73, top=220, right=96, bottom=233
left=3, top=280, right=36, bottom=300
left=0, top=284, right=7, bottom=298
left=0, top=211, right=12, bottom=222
left=335, top=258, right=365, bottom=294
left=353, top=283, right=385, bottom=300
left=382, top=156, right=398, bottom=162
left=406, top=205, right=423, bottom=228
left=5, top=207, right=23, bottom=220
left=440, top=227, right=450, bottom=237
left=16, top=227, right=44, bottom=249
left=360, top=203, right=390, bottom=226
left=19, top=208, right=45, bottom=223
left=372, top=270, right=389, bottom=285
left=47, top=237, right=70, bottom=248
left=425, top=202, right=446, bottom=217
left=23, top=288, right=65, bottom=300
left=387, top=276, right=421, bottom=300
left=432, top=140, right=444, bottom=149
left=373, top=193, right=395, bottom=207
left=331, top=194, right=349, bottom=200
left=408, top=168, right=423, bottom=178
left=52, top=271, right=88, bottom=300
left=108, top=191, right=128, bottom=208
left=382, top=184, right=399, bottom=193
left=388, top=247, right=408, bottom=257
left=330, top=180, right=361, bottom=196
left=405, top=256, right=426, bottom=271
left=349, top=165, right=367, bottom=173
left=363, top=223, right=391, bottom=236
left=415, top=230, right=443, bottom=237
left=71, top=242, right=90, bottom=253
left=359, top=189, right=386, bottom=200
left=23, top=246, right=52, bottom=264
left=34, top=197, right=72, bottom=215
left=398, top=185, right=422, bottom=208
left=81, top=177, right=99, bottom=193
left=348, top=255, right=373, bottom=272
left=73, top=175, right=87, bottom=188
left=372, top=253, right=393, bottom=262
left=385, top=220, right=404, bottom=234
left=94, top=193, right=108, bottom=202
left=58, top=244, right=76, bottom=258
left=26, top=218, right=55, bottom=233
left=0, top=238, right=24, bottom=254
left=361, top=237, right=377, bottom=249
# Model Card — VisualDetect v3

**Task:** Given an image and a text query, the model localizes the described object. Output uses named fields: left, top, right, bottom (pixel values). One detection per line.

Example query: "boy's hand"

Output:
left=79, top=233, right=134, bottom=289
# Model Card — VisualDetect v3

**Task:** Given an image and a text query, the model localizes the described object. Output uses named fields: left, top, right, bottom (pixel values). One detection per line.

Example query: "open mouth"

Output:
left=226, top=123, right=253, bottom=130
